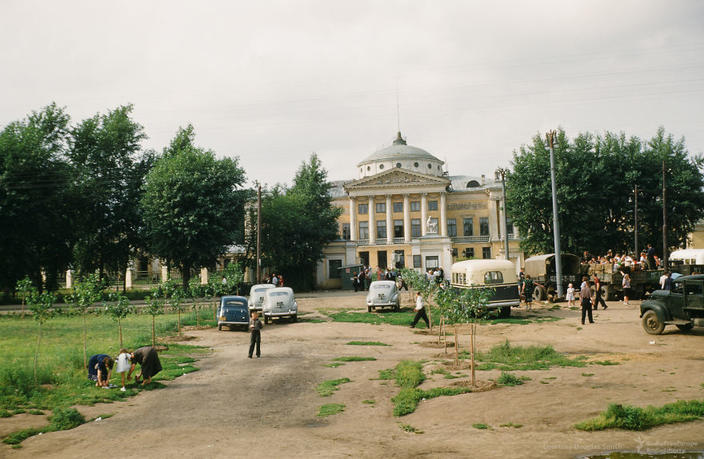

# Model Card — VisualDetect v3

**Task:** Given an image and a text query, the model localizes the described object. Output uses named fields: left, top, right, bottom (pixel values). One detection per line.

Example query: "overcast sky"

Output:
left=2, top=0, right=703, bottom=186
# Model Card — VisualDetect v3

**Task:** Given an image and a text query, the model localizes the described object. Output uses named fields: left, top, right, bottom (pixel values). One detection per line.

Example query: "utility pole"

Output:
left=547, top=131, right=563, bottom=298
left=634, top=184, right=639, bottom=257
left=256, top=183, right=262, bottom=284
left=496, top=168, right=510, bottom=261
left=662, top=160, right=668, bottom=269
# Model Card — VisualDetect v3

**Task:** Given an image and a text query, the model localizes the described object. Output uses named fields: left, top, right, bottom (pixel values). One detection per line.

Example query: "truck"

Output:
left=523, top=253, right=582, bottom=302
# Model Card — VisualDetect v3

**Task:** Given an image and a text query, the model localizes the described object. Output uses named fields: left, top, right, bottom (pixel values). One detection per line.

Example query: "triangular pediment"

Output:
left=344, top=168, right=450, bottom=192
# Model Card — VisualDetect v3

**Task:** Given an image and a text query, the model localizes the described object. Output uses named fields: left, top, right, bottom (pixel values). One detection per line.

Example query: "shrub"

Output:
left=497, top=372, right=525, bottom=387
left=318, top=403, right=345, bottom=417
left=395, top=361, right=425, bottom=388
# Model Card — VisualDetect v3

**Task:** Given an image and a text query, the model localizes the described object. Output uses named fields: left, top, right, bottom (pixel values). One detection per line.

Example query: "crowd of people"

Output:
left=87, top=346, right=163, bottom=391
left=264, top=272, right=284, bottom=287
left=352, top=265, right=446, bottom=292
left=580, top=244, right=662, bottom=271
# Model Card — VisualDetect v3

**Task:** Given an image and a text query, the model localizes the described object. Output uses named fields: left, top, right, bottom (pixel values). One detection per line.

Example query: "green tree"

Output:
left=254, top=154, right=342, bottom=291
left=29, top=291, right=57, bottom=382
left=105, top=292, right=135, bottom=348
left=67, top=273, right=104, bottom=369
left=506, top=128, right=704, bottom=256
left=16, top=276, right=37, bottom=319
left=0, top=103, right=78, bottom=291
left=141, top=126, right=247, bottom=289
left=69, top=105, right=151, bottom=286
left=144, top=288, right=165, bottom=346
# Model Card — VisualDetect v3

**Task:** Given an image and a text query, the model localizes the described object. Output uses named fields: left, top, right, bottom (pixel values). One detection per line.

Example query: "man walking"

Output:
left=410, top=292, right=430, bottom=329
left=592, top=274, right=608, bottom=310
left=580, top=276, right=594, bottom=324
left=248, top=311, right=263, bottom=358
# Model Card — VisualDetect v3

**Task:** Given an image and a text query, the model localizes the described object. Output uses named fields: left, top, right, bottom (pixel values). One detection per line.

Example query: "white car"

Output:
left=248, top=283, right=276, bottom=312
left=262, top=287, right=298, bottom=323
left=366, top=280, right=400, bottom=312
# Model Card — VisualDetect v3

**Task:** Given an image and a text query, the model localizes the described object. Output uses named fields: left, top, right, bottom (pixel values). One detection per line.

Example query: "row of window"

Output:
left=357, top=200, right=439, bottom=214
left=341, top=217, right=497, bottom=239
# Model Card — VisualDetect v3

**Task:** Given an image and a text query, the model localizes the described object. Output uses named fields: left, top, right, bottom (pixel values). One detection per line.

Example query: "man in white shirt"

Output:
left=410, top=292, right=430, bottom=328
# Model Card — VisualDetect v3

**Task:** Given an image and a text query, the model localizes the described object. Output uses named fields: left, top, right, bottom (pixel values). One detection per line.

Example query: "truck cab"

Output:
left=640, top=274, right=704, bottom=334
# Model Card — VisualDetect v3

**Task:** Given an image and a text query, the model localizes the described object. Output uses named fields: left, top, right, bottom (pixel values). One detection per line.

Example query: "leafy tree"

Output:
left=161, top=279, right=186, bottom=336
left=69, top=105, right=151, bottom=286
left=253, top=154, right=342, bottom=291
left=507, top=128, right=704, bottom=257
left=105, top=292, right=135, bottom=348
left=16, top=276, right=37, bottom=319
left=0, top=103, right=77, bottom=291
left=144, top=289, right=165, bottom=346
left=67, top=273, right=104, bottom=369
left=29, top=291, right=57, bottom=382
left=141, top=126, right=247, bottom=290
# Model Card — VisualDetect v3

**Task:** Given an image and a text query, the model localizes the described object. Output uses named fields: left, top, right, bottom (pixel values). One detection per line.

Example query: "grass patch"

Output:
left=362, top=399, right=375, bottom=405
left=346, top=341, right=390, bottom=346
left=333, top=356, right=377, bottom=362
left=575, top=400, right=704, bottom=431
left=497, top=372, right=527, bottom=387
left=327, top=309, right=427, bottom=328
left=500, top=422, right=523, bottom=428
left=582, top=373, right=594, bottom=377
left=324, top=362, right=345, bottom=368
left=318, top=403, right=345, bottom=417
left=377, top=368, right=395, bottom=380
left=2, top=407, right=85, bottom=445
left=472, top=423, right=490, bottom=429
left=316, top=378, right=351, bottom=397
left=399, top=423, right=424, bottom=434
left=470, top=340, right=587, bottom=371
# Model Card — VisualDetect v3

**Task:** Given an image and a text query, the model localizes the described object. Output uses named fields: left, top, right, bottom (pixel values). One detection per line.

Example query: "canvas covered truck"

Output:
left=523, top=253, right=582, bottom=302
left=588, top=264, right=663, bottom=300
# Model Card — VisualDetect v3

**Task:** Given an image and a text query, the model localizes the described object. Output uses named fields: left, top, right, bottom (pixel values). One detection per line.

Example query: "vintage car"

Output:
left=248, top=283, right=276, bottom=312
left=450, top=259, right=520, bottom=318
left=262, top=287, right=298, bottom=324
left=640, top=274, right=704, bottom=335
left=366, top=280, right=400, bottom=312
left=217, top=296, right=250, bottom=331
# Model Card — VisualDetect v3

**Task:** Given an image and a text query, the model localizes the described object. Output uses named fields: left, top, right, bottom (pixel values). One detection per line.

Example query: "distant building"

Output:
left=317, top=132, right=524, bottom=288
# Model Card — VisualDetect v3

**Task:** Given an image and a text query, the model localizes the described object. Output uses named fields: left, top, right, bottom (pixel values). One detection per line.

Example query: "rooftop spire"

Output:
left=393, top=131, right=407, bottom=145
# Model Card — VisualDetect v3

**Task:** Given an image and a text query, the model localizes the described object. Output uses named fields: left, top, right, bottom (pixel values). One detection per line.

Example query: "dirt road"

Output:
left=4, top=292, right=704, bottom=458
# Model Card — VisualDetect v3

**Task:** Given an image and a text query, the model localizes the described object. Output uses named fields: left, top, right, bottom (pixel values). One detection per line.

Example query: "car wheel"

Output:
left=676, top=323, right=694, bottom=332
left=499, top=306, right=511, bottom=318
left=291, top=314, right=297, bottom=323
left=218, top=324, right=222, bottom=331
left=642, top=310, right=665, bottom=335
left=264, top=316, right=269, bottom=324
left=394, top=302, right=400, bottom=312
left=367, top=306, right=372, bottom=313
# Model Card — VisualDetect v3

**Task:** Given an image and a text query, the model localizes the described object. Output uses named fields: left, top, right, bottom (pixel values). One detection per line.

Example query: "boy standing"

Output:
left=248, top=310, right=263, bottom=358
left=410, top=292, right=430, bottom=328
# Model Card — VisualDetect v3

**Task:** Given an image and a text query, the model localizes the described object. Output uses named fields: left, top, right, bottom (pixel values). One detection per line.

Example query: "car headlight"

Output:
left=219, top=316, right=226, bottom=321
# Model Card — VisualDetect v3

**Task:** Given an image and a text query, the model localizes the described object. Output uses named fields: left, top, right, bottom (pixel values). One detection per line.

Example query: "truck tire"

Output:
left=533, top=286, right=546, bottom=302
left=603, top=285, right=616, bottom=301
left=642, top=310, right=665, bottom=335
left=291, top=314, right=297, bottom=323
left=499, top=306, right=511, bottom=318
left=218, top=324, right=222, bottom=331
left=394, top=301, right=400, bottom=312
left=676, top=323, right=693, bottom=332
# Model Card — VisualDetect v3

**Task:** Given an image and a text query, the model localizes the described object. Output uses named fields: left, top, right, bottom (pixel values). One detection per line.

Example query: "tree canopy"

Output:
left=506, top=128, right=704, bottom=257
left=141, top=126, right=247, bottom=289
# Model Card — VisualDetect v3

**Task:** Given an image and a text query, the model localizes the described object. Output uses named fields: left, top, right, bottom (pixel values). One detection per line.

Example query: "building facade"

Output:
left=317, top=132, right=524, bottom=289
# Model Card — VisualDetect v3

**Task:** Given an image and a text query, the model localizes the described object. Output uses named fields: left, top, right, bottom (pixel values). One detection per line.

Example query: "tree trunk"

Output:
left=34, top=322, right=42, bottom=383
left=83, top=314, right=88, bottom=370
left=437, top=317, right=443, bottom=344
left=470, top=322, right=476, bottom=387
left=426, top=300, right=432, bottom=332
left=443, top=318, right=447, bottom=354
left=118, top=317, right=123, bottom=348
left=178, top=309, right=182, bottom=336
left=151, top=315, right=156, bottom=346
left=196, top=302, right=200, bottom=328
left=21, top=299, right=26, bottom=319
left=182, top=262, right=191, bottom=291
left=453, top=324, right=459, bottom=367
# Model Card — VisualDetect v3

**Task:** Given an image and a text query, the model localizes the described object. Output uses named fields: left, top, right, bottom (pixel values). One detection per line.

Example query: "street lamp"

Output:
left=546, top=131, right=563, bottom=298
left=495, top=168, right=510, bottom=261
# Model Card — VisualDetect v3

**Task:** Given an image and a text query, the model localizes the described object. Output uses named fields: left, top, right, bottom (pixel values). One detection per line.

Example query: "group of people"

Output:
left=265, top=273, right=284, bottom=287
left=87, top=346, right=162, bottom=391
left=581, top=244, right=662, bottom=272
left=352, top=266, right=408, bottom=292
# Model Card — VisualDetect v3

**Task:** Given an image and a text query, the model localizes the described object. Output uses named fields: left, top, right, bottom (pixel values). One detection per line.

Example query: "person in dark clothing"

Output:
left=580, top=276, right=594, bottom=324
left=87, top=354, right=114, bottom=387
left=248, top=310, right=263, bottom=358
left=410, top=292, right=430, bottom=328
left=646, top=244, right=656, bottom=270
left=128, top=346, right=162, bottom=385
left=592, top=275, right=608, bottom=310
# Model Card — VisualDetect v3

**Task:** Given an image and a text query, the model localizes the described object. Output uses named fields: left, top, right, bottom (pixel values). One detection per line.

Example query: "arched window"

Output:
left=427, top=163, right=432, bottom=169
left=379, top=164, right=385, bottom=170
left=466, top=180, right=480, bottom=188
left=396, top=162, right=402, bottom=168
left=413, top=162, right=419, bottom=167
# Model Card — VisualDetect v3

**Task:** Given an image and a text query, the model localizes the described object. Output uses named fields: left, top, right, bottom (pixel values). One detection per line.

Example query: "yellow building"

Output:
left=317, top=132, right=524, bottom=288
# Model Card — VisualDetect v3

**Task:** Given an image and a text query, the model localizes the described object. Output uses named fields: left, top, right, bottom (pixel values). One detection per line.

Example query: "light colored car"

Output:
left=262, top=287, right=298, bottom=323
left=248, top=283, right=276, bottom=312
left=450, top=259, right=520, bottom=318
left=366, top=280, right=400, bottom=312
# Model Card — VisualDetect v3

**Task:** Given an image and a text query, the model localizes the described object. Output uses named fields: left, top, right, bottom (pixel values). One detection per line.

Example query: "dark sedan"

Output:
left=218, top=296, right=250, bottom=331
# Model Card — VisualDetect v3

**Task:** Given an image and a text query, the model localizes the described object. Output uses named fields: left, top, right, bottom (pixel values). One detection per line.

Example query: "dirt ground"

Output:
left=3, top=291, right=704, bottom=458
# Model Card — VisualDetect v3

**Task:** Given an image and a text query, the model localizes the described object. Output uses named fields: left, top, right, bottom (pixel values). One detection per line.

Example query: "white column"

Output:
left=349, top=197, right=357, bottom=241
left=440, top=192, right=447, bottom=237
left=421, top=193, right=428, bottom=236
left=386, top=195, right=393, bottom=244
left=65, top=270, right=73, bottom=289
left=161, top=264, right=168, bottom=281
left=403, top=194, right=411, bottom=242
left=200, top=267, right=208, bottom=285
left=368, top=196, right=376, bottom=244
left=125, top=268, right=133, bottom=289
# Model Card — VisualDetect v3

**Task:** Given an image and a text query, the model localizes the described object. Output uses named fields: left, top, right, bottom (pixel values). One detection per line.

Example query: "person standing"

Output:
left=646, top=243, right=656, bottom=270
left=248, top=310, right=263, bottom=358
left=592, top=275, right=608, bottom=310
left=580, top=276, right=594, bottom=324
left=410, top=292, right=430, bottom=328
left=622, top=270, right=632, bottom=305
left=521, top=275, right=536, bottom=310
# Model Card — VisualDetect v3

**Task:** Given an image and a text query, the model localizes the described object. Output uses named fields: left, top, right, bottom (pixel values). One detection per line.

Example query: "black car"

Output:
left=218, top=296, right=250, bottom=331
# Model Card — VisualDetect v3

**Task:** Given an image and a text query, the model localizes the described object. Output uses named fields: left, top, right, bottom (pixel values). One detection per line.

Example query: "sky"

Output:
left=1, top=0, right=703, bottom=187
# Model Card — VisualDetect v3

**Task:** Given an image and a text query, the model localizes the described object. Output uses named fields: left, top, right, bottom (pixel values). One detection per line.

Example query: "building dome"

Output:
left=356, top=132, right=445, bottom=178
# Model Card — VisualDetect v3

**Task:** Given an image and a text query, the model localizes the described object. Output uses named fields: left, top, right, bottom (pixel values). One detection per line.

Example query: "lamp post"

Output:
left=662, top=160, right=668, bottom=269
left=495, top=168, right=510, bottom=261
left=546, top=131, right=563, bottom=298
